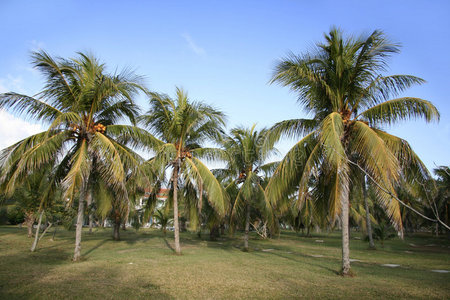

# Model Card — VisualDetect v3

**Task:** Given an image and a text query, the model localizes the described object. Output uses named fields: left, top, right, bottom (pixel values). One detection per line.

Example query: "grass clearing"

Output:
left=0, top=226, right=449, bottom=299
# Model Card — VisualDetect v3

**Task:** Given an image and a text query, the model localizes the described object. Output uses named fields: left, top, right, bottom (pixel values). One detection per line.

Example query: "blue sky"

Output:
left=0, top=0, right=449, bottom=171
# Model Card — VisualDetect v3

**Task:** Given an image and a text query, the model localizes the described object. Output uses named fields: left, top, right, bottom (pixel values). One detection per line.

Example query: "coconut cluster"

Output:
left=93, top=123, right=106, bottom=133
left=180, top=150, right=192, bottom=159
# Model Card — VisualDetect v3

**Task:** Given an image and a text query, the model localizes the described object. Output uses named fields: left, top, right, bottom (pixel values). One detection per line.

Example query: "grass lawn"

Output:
left=0, top=226, right=449, bottom=299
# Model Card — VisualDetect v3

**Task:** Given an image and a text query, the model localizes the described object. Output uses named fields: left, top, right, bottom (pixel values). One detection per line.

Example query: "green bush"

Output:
left=7, top=206, right=24, bottom=225
left=0, top=207, right=8, bottom=225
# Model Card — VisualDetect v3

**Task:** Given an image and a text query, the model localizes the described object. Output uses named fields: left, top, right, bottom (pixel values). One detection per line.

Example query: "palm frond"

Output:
left=360, top=97, right=440, bottom=126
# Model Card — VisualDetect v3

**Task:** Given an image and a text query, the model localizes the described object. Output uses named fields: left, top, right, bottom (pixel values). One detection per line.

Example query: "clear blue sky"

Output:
left=0, top=0, right=449, bottom=171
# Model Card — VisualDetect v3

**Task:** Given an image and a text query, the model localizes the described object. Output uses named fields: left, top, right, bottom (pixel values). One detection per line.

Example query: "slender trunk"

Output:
left=244, top=204, right=250, bottom=251
left=122, top=201, right=130, bottom=231
left=73, top=193, right=85, bottom=262
left=197, top=180, right=203, bottom=239
left=173, top=161, right=181, bottom=255
left=210, top=225, right=219, bottom=241
left=341, top=191, right=351, bottom=275
left=51, top=224, right=57, bottom=241
left=31, top=209, right=44, bottom=252
left=446, top=204, right=450, bottom=238
left=25, top=211, right=35, bottom=238
left=435, top=222, right=439, bottom=237
left=39, top=222, right=53, bottom=241
left=86, top=191, right=93, bottom=234
left=113, top=219, right=121, bottom=241
left=363, top=176, right=375, bottom=249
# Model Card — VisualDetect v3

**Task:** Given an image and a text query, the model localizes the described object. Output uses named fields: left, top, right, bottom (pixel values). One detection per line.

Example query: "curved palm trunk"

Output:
left=86, top=191, right=93, bottom=234
left=363, top=175, right=375, bottom=249
left=341, top=190, right=351, bottom=275
left=73, top=193, right=85, bottom=261
left=172, top=161, right=181, bottom=254
left=244, top=204, right=250, bottom=251
left=30, top=209, right=44, bottom=252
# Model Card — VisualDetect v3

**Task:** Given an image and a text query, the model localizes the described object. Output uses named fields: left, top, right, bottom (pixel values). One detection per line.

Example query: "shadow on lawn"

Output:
left=253, top=248, right=341, bottom=275
left=0, top=258, right=172, bottom=300
left=84, top=238, right=111, bottom=256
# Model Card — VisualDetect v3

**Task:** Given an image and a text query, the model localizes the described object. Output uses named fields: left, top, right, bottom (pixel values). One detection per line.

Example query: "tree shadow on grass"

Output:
left=250, top=248, right=340, bottom=275
left=0, top=260, right=172, bottom=299
left=163, top=237, right=175, bottom=253
left=84, top=238, right=111, bottom=256
left=178, top=233, right=238, bottom=250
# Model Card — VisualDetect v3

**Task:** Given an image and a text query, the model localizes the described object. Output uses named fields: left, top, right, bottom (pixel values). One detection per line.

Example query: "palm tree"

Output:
left=267, top=28, right=439, bottom=275
left=220, top=125, right=278, bottom=251
left=0, top=165, right=59, bottom=251
left=139, top=87, right=228, bottom=254
left=433, top=166, right=450, bottom=236
left=0, top=50, right=154, bottom=261
left=153, top=208, right=173, bottom=235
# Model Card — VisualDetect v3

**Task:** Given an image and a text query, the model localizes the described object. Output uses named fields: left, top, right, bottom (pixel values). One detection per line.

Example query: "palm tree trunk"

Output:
left=86, top=191, right=93, bottom=234
left=51, top=224, right=57, bottom=241
left=30, top=209, right=44, bottom=252
left=25, top=211, right=35, bottom=238
left=210, top=225, right=219, bottom=241
left=122, top=201, right=130, bottom=231
left=39, top=222, right=52, bottom=241
left=73, top=193, right=85, bottom=262
left=172, top=161, right=181, bottom=255
left=363, top=176, right=375, bottom=249
left=341, top=191, right=351, bottom=275
left=113, top=218, right=121, bottom=241
left=244, top=204, right=250, bottom=251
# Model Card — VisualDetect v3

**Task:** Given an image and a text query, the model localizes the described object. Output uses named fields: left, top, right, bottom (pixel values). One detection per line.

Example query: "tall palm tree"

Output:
left=0, top=50, right=154, bottom=261
left=221, top=125, right=278, bottom=251
left=267, top=28, right=439, bottom=275
left=139, top=87, right=228, bottom=254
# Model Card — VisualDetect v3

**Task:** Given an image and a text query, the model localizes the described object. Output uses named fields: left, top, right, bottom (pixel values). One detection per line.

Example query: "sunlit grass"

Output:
left=0, top=226, right=449, bottom=299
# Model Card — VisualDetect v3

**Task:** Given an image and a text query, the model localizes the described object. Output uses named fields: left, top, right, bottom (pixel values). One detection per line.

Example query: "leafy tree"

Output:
left=0, top=50, right=153, bottom=260
left=139, top=87, right=228, bottom=254
left=267, top=28, right=439, bottom=275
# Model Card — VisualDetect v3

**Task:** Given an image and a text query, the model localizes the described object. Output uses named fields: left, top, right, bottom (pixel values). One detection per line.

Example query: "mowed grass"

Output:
left=0, top=226, right=449, bottom=299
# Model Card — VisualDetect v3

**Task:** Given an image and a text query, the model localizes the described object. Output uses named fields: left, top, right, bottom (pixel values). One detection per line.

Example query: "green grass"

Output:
left=0, top=226, right=449, bottom=299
